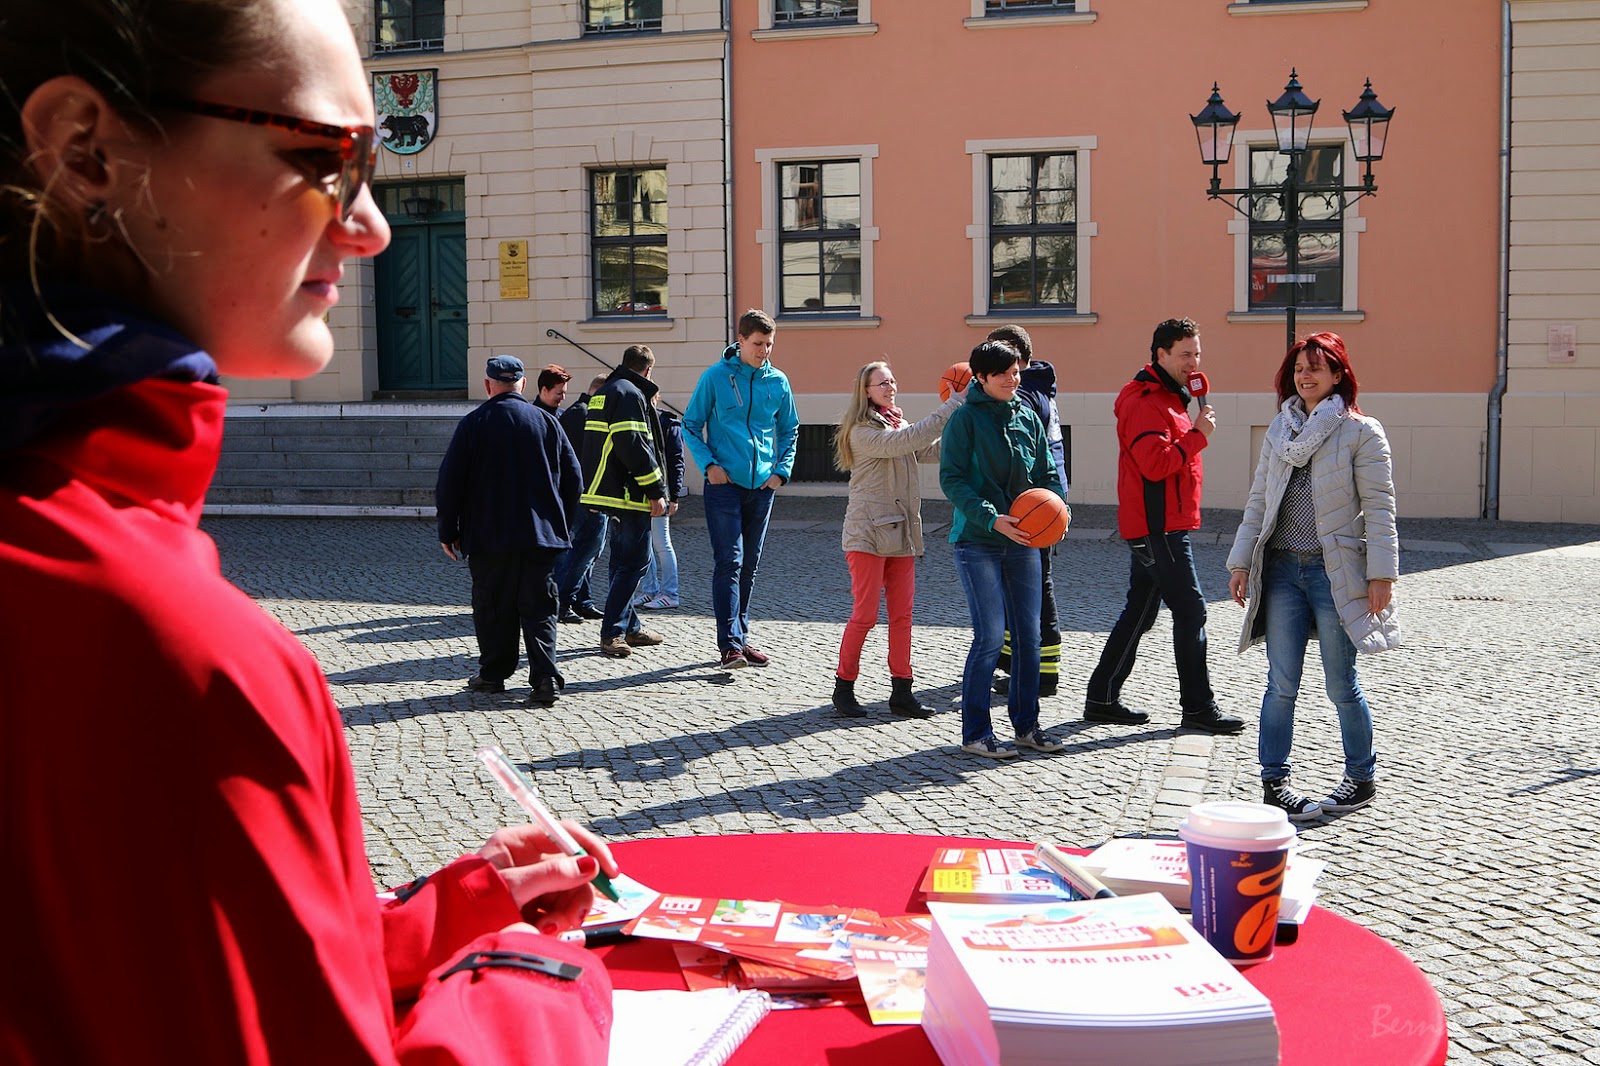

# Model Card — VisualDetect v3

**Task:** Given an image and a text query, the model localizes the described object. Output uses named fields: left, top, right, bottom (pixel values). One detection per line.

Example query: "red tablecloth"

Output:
left=597, top=833, right=1447, bottom=1066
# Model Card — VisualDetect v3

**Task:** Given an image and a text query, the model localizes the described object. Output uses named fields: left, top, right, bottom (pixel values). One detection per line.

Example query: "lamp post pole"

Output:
left=1190, top=71, right=1395, bottom=356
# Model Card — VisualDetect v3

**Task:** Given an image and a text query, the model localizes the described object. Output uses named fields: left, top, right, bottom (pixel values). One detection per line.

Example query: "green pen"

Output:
left=475, top=745, right=620, bottom=903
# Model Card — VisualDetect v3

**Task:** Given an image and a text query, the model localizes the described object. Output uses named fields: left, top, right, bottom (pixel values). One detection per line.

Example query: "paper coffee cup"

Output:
left=1178, top=801, right=1297, bottom=965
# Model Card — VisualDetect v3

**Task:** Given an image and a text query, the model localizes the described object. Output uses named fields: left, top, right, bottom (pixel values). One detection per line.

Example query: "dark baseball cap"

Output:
left=486, top=355, right=524, bottom=382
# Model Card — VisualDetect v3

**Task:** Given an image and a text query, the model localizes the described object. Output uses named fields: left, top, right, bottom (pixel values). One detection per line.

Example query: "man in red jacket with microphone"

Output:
left=1083, top=318, right=1244, bottom=735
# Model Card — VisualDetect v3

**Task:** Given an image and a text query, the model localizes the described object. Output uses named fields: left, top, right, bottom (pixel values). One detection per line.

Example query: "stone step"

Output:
left=215, top=412, right=459, bottom=511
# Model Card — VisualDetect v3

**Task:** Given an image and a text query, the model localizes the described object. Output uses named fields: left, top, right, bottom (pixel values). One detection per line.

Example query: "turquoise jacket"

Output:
left=939, top=381, right=1062, bottom=545
left=681, top=345, right=800, bottom=490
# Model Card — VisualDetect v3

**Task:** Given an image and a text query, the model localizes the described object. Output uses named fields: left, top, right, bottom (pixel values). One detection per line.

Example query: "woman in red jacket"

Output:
left=0, top=2, right=617, bottom=1062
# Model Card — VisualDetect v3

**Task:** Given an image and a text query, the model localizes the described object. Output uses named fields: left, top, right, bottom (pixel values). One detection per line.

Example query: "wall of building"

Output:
left=1502, top=0, right=1600, bottom=522
left=230, top=0, right=730, bottom=408
left=730, top=0, right=1504, bottom=517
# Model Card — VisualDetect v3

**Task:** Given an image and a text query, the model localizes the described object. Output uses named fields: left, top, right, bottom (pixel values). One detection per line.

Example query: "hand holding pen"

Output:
left=475, top=746, right=622, bottom=934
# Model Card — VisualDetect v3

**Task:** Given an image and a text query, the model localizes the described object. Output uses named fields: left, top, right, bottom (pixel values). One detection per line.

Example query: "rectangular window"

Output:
left=775, top=0, right=860, bottom=23
left=778, top=161, right=862, bottom=313
left=592, top=168, right=668, bottom=317
left=1248, top=145, right=1343, bottom=309
left=585, top=0, right=663, bottom=34
left=376, top=0, right=444, bottom=51
left=985, top=0, right=1077, bottom=14
left=988, top=152, right=1076, bottom=311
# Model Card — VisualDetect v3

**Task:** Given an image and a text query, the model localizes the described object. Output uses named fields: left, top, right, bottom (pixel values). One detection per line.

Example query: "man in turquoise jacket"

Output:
left=681, top=309, right=800, bottom=669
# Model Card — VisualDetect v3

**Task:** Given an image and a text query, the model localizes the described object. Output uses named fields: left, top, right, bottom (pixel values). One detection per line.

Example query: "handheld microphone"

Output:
left=1187, top=371, right=1210, bottom=404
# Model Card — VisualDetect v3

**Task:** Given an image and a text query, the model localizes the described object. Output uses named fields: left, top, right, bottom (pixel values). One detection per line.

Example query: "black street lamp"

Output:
left=1191, top=70, right=1396, bottom=352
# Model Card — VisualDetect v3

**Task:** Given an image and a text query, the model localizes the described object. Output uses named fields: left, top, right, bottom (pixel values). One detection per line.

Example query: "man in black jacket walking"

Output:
left=436, top=355, right=581, bottom=705
left=580, top=344, right=669, bottom=659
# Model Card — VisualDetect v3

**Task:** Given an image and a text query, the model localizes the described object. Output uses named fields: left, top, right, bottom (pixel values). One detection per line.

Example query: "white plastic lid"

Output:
left=1178, top=801, right=1297, bottom=850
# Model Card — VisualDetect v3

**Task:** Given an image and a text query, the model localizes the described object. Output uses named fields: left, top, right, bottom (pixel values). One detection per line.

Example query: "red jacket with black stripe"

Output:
left=1, top=298, right=611, bottom=1065
left=1113, top=364, right=1210, bottom=539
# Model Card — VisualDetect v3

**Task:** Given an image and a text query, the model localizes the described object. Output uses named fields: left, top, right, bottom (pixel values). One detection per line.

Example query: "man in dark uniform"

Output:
left=436, top=355, right=581, bottom=706
left=579, top=344, right=669, bottom=659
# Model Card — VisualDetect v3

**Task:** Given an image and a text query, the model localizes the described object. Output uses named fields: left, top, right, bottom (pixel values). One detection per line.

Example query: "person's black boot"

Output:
left=888, top=676, right=934, bottom=718
left=832, top=676, right=866, bottom=717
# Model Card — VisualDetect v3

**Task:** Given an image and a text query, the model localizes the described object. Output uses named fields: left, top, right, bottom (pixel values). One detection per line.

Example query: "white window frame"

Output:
left=964, top=136, right=1098, bottom=323
left=965, top=0, right=1097, bottom=29
left=754, top=145, right=880, bottom=325
left=1228, top=1, right=1368, bottom=16
left=1223, top=128, right=1366, bottom=320
left=755, top=0, right=875, bottom=39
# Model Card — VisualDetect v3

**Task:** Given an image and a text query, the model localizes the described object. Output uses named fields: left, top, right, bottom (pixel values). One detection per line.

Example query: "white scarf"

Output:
left=1270, top=394, right=1348, bottom=468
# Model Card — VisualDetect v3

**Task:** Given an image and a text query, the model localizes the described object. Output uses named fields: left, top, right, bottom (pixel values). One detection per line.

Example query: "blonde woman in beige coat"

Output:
left=1226, top=333, right=1399, bottom=822
left=831, top=361, right=964, bottom=717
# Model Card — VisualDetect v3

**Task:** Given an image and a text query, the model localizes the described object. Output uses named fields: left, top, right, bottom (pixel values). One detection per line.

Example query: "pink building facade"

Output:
left=729, top=0, right=1505, bottom=517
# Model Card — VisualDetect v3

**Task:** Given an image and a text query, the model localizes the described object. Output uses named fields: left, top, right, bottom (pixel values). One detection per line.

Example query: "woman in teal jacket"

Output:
left=940, top=340, right=1066, bottom=759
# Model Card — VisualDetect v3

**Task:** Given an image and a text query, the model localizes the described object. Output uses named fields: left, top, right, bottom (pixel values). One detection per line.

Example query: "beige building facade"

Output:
left=1502, top=0, right=1600, bottom=522
left=228, top=0, right=732, bottom=409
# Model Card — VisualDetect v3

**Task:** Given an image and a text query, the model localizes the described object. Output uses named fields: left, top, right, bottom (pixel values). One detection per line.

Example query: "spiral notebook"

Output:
left=607, top=988, right=772, bottom=1066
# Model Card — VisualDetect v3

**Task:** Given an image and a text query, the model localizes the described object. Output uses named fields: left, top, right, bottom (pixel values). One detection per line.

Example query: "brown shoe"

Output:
left=600, top=636, right=632, bottom=658
left=625, top=629, right=665, bottom=647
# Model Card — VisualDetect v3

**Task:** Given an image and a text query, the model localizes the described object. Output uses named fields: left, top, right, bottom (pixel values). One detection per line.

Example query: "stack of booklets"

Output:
left=918, top=846, right=1084, bottom=905
left=1080, top=838, right=1325, bottom=923
left=922, top=894, right=1280, bottom=1066
left=623, top=894, right=870, bottom=1007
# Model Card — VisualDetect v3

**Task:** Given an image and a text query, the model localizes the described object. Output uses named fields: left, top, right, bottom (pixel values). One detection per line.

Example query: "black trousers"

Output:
left=1085, top=531, right=1215, bottom=714
left=468, top=548, right=562, bottom=686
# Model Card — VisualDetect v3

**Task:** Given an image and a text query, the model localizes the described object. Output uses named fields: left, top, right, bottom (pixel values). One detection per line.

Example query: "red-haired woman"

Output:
left=1225, top=333, right=1400, bottom=822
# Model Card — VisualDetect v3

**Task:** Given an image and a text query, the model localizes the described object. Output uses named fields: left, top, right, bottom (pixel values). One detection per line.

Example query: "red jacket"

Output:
left=1, top=368, right=611, bottom=1063
left=1113, top=365, right=1209, bottom=539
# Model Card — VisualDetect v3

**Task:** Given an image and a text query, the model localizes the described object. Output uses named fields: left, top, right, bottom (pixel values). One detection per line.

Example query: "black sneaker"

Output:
left=1083, top=700, right=1150, bottom=725
left=465, top=674, right=505, bottom=693
left=1263, top=778, right=1322, bottom=822
left=574, top=603, right=605, bottom=620
left=528, top=676, right=558, bottom=706
left=1180, top=705, right=1246, bottom=735
left=558, top=609, right=582, bottom=625
left=992, top=675, right=1009, bottom=695
left=1320, top=776, right=1377, bottom=812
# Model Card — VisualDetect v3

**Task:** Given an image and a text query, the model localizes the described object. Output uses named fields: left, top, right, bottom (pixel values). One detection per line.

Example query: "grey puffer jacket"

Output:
left=841, top=395, right=963, bottom=557
left=1225, top=405, right=1401, bottom=654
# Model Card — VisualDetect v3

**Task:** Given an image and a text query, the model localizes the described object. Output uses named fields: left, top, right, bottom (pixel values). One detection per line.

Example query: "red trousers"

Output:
left=837, top=551, right=917, bottom=681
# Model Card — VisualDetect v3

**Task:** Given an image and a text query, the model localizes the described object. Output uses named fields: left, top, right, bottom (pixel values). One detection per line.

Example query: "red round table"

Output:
left=596, top=833, right=1447, bottom=1066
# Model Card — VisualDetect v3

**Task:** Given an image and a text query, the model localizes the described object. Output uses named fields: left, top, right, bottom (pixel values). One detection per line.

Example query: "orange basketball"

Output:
left=939, top=361, right=973, bottom=401
left=1008, top=488, right=1069, bottom=546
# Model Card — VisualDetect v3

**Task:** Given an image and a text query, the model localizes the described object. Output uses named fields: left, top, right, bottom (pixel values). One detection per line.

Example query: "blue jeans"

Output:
left=601, top=512, right=653, bottom=642
left=554, top=507, right=609, bottom=610
left=1086, top=531, right=1216, bottom=715
left=953, top=541, right=1042, bottom=745
left=1258, top=550, right=1377, bottom=782
left=635, top=514, right=679, bottom=600
left=704, top=482, right=775, bottom=652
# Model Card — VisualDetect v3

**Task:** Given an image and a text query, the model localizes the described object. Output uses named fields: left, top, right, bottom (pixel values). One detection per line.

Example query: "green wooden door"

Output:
left=375, top=182, right=467, bottom=393
left=430, top=226, right=468, bottom=386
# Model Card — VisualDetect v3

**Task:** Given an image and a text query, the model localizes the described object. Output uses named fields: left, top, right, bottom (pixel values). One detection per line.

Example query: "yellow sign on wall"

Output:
left=499, top=240, right=529, bottom=300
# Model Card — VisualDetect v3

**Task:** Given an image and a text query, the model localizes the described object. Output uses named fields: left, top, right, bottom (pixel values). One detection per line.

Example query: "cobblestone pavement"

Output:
left=205, top=498, right=1600, bottom=1064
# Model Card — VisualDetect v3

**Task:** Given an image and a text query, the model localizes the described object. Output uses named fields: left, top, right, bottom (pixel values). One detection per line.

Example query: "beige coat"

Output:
left=841, top=395, right=963, bottom=557
left=1226, top=408, right=1401, bottom=654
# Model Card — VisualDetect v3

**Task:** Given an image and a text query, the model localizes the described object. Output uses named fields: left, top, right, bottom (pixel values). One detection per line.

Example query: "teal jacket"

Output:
left=939, top=381, right=1063, bottom=545
left=681, top=345, right=800, bottom=490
